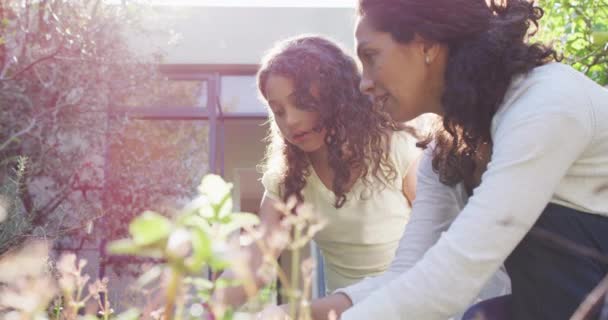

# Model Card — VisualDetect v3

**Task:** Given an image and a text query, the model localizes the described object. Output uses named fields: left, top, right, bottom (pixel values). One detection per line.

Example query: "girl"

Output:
left=214, top=35, right=420, bottom=308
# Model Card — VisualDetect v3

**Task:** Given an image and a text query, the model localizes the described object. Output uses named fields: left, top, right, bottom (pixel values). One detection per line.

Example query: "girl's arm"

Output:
left=212, top=192, right=286, bottom=307
left=402, top=154, right=421, bottom=205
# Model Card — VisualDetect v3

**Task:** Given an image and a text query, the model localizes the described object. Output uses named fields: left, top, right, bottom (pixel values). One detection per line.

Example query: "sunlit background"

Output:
left=106, top=0, right=357, bottom=7
left=1, top=0, right=606, bottom=317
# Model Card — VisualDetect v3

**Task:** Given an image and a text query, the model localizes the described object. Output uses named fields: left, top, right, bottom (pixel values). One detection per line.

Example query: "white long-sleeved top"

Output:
left=338, top=63, right=608, bottom=320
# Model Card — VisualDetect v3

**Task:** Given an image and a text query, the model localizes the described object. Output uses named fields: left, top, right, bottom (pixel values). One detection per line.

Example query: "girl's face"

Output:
left=264, top=74, right=327, bottom=154
left=355, top=16, right=445, bottom=122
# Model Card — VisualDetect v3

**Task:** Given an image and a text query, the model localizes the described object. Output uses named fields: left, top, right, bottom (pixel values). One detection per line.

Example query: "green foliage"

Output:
left=536, top=0, right=608, bottom=85
left=129, top=211, right=174, bottom=247
left=0, top=156, right=32, bottom=253
left=108, top=174, right=260, bottom=320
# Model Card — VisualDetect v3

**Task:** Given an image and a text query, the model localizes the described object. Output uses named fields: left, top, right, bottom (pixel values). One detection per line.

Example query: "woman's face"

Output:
left=264, top=74, right=327, bottom=154
left=355, top=16, right=443, bottom=122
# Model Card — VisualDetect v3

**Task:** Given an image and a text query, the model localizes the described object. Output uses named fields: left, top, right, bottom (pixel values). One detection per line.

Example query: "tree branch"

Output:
left=0, top=92, right=68, bottom=152
left=90, top=0, right=101, bottom=20
left=0, top=45, right=62, bottom=81
left=0, top=118, right=36, bottom=151
left=0, top=0, right=6, bottom=71
left=31, top=183, right=73, bottom=226
left=18, top=184, right=34, bottom=217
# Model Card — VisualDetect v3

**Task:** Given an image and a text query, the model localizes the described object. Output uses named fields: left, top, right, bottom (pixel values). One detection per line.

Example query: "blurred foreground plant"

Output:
left=0, top=174, right=326, bottom=319
left=108, top=174, right=326, bottom=320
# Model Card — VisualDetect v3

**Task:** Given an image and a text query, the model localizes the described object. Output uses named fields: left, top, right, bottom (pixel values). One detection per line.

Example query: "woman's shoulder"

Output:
left=505, top=63, right=590, bottom=104
left=493, top=63, right=597, bottom=131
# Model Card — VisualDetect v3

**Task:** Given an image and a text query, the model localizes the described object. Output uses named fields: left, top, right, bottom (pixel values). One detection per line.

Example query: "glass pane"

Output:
left=120, top=79, right=208, bottom=109
left=220, top=75, right=268, bottom=114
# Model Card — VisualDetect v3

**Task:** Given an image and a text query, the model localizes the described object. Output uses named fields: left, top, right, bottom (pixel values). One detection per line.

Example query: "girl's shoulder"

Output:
left=389, top=129, right=422, bottom=173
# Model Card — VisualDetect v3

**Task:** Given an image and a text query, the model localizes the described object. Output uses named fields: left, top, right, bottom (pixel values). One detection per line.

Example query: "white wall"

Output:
left=132, top=6, right=357, bottom=64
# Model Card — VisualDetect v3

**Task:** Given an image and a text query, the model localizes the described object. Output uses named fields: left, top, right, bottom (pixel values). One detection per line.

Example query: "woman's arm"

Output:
left=341, top=104, right=593, bottom=319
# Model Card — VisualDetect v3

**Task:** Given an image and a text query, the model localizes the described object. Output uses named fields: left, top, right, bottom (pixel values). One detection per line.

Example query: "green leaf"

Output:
left=199, top=203, right=215, bottom=219
left=219, top=308, right=235, bottom=320
left=198, top=174, right=232, bottom=205
left=129, top=211, right=172, bottom=246
left=106, top=239, right=164, bottom=259
left=185, top=277, right=214, bottom=291
left=179, top=214, right=212, bottom=234
left=185, top=228, right=211, bottom=273
left=181, top=195, right=209, bottom=216
left=214, top=277, right=239, bottom=289
left=107, top=239, right=140, bottom=255
left=216, top=195, right=233, bottom=219
left=135, top=265, right=163, bottom=288
left=591, top=31, right=608, bottom=45
left=219, top=212, right=260, bottom=237
left=208, top=256, right=231, bottom=272
left=188, top=277, right=215, bottom=300
left=114, top=308, right=141, bottom=320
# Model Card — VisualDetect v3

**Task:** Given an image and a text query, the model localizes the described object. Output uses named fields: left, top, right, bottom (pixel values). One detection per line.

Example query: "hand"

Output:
left=255, top=304, right=291, bottom=320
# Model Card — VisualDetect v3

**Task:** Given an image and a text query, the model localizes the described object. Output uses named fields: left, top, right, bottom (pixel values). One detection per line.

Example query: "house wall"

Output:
left=132, top=6, right=357, bottom=64
left=222, top=118, right=268, bottom=213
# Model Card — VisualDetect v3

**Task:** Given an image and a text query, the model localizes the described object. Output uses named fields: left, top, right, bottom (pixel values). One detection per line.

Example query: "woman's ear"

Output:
left=414, top=34, right=444, bottom=65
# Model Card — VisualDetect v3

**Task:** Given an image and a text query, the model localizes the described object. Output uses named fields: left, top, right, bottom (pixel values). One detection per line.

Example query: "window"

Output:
left=220, top=75, right=267, bottom=116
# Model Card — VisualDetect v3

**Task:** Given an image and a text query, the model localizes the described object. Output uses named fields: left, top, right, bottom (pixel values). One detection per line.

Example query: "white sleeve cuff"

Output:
left=340, top=289, right=401, bottom=320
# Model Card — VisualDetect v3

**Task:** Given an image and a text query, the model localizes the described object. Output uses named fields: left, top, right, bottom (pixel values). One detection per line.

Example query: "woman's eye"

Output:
left=363, top=51, right=375, bottom=63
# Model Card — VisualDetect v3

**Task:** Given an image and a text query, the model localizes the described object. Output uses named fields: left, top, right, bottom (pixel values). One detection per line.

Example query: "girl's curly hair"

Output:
left=358, top=0, right=558, bottom=193
left=258, top=35, right=409, bottom=208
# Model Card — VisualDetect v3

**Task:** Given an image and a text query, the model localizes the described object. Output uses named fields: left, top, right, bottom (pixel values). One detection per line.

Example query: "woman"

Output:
left=213, top=35, right=420, bottom=308
left=263, top=0, right=608, bottom=319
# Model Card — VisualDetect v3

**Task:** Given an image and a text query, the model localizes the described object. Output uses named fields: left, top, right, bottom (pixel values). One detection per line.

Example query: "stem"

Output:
left=54, top=304, right=61, bottom=320
left=164, top=267, right=182, bottom=320
left=289, top=226, right=302, bottom=319
left=62, top=289, right=77, bottom=320
left=103, top=292, right=111, bottom=320
left=74, top=281, right=83, bottom=304
left=175, top=290, right=184, bottom=320
left=299, top=266, right=314, bottom=320
left=242, top=225, right=293, bottom=292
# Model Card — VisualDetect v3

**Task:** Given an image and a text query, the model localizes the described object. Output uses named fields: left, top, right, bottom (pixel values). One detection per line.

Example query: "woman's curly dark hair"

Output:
left=358, top=0, right=558, bottom=193
left=257, top=35, right=407, bottom=208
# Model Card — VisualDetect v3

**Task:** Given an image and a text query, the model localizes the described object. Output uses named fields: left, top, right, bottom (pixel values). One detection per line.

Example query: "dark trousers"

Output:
left=463, top=203, right=608, bottom=320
